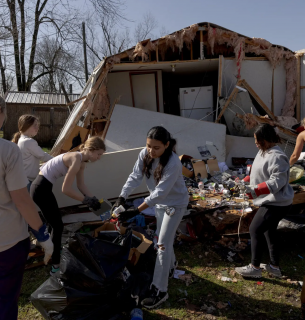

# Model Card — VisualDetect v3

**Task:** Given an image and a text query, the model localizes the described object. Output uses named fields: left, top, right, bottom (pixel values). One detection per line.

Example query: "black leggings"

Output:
left=30, top=175, right=63, bottom=265
left=250, top=204, right=291, bottom=267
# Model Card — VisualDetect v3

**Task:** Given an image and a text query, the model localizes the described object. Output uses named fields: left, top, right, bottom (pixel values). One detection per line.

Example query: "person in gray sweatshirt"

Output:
left=235, top=124, right=294, bottom=279
left=111, top=126, right=189, bottom=309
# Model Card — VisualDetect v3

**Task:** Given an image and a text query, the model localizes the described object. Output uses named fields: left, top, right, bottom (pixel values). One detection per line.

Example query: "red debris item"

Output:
left=187, top=223, right=197, bottom=239
left=257, top=281, right=263, bottom=286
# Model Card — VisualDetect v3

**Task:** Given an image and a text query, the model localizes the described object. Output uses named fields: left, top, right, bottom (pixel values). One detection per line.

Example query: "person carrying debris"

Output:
left=112, top=126, right=189, bottom=309
left=235, top=124, right=294, bottom=279
left=290, top=117, right=305, bottom=165
left=0, top=97, right=53, bottom=320
left=30, top=136, right=105, bottom=275
left=12, top=114, right=53, bottom=191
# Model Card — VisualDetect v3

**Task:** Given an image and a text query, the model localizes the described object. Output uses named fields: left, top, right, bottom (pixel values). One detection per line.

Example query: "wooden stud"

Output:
left=66, top=95, right=87, bottom=106
left=296, top=56, right=301, bottom=122
left=190, top=42, right=193, bottom=60
left=271, top=68, right=274, bottom=114
left=217, top=55, right=224, bottom=97
left=156, top=44, right=159, bottom=62
left=215, top=80, right=242, bottom=123
left=241, top=79, right=276, bottom=121
left=301, top=86, right=305, bottom=89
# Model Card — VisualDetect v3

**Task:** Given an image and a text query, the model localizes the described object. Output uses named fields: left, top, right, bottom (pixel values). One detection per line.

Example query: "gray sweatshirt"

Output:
left=250, top=146, right=294, bottom=207
left=120, top=148, right=189, bottom=208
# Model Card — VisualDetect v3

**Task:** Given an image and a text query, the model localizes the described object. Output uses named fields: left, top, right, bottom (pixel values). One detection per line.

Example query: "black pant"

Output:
left=30, top=175, right=63, bottom=265
left=250, top=204, right=291, bottom=267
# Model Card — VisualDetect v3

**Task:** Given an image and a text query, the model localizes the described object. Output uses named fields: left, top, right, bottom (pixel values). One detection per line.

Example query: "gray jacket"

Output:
left=120, top=148, right=189, bottom=208
left=250, top=146, right=294, bottom=207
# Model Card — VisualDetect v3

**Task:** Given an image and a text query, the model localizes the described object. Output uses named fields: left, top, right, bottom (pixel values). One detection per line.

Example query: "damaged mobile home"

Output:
left=50, top=22, right=305, bottom=208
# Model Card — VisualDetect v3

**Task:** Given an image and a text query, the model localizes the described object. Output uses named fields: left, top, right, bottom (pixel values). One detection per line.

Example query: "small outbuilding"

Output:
left=4, top=91, right=79, bottom=146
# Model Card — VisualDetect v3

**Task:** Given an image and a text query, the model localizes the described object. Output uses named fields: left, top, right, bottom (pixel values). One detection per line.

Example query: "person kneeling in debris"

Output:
left=30, top=136, right=106, bottom=275
left=235, top=124, right=294, bottom=279
left=0, top=97, right=53, bottom=320
left=112, top=126, right=189, bottom=309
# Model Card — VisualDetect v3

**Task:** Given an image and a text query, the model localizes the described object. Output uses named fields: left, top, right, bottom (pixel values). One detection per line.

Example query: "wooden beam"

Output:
left=156, top=44, right=159, bottom=62
left=215, top=81, right=242, bottom=123
left=217, top=55, right=224, bottom=97
left=271, top=68, right=274, bottom=114
left=101, top=96, right=120, bottom=140
left=296, top=56, right=301, bottom=122
left=241, top=79, right=276, bottom=121
left=190, top=42, right=193, bottom=60
left=301, top=86, right=305, bottom=89
left=93, top=119, right=107, bottom=123
left=66, top=95, right=87, bottom=106
left=200, top=30, right=204, bottom=60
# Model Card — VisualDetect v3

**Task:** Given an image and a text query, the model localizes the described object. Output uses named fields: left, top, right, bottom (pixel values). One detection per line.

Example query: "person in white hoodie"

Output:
left=235, top=124, right=294, bottom=279
left=12, top=115, right=53, bottom=191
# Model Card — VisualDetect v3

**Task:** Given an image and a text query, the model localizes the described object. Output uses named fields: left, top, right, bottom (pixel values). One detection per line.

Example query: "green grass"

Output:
left=19, top=231, right=305, bottom=320
left=42, top=147, right=51, bottom=153
left=0, top=130, right=3, bottom=138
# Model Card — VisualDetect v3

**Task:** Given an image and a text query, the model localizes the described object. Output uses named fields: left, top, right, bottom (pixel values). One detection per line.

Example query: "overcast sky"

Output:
left=78, top=0, right=304, bottom=52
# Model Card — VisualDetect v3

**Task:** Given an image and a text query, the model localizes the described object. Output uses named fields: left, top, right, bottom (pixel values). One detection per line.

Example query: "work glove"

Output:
left=30, top=224, right=54, bottom=265
left=118, top=208, right=140, bottom=223
left=83, top=195, right=101, bottom=211
left=245, top=182, right=270, bottom=199
left=235, top=176, right=250, bottom=184
left=111, top=196, right=126, bottom=214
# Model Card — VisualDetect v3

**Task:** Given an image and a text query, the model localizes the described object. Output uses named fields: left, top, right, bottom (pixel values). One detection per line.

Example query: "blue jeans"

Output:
left=0, top=238, right=30, bottom=320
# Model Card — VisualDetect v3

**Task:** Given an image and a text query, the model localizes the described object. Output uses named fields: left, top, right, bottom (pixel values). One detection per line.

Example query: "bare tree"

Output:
left=34, top=37, right=85, bottom=92
left=134, top=12, right=157, bottom=43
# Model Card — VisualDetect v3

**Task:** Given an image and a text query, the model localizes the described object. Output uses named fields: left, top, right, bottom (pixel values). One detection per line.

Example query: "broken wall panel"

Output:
left=53, top=147, right=147, bottom=208
left=222, top=59, right=286, bottom=116
left=104, top=105, right=227, bottom=161
left=225, top=135, right=258, bottom=167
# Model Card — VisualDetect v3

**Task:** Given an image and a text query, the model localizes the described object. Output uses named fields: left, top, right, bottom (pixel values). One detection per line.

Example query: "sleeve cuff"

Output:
left=257, top=182, right=270, bottom=196
left=243, top=176, right=250, bottom=183
left=144, top=197, right=153, bottom=207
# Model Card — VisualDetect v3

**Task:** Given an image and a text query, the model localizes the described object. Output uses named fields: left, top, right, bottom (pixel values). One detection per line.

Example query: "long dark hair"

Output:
left=254, top=124, right=281, bottom=155
left=142, top=126, right=177, bottom=184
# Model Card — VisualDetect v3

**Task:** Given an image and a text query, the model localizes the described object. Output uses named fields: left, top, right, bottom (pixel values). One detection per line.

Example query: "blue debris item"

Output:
left=127, top=215, right=146, bottom=227
left=298, top=255, right=304, bottom=259
left=130, top=308, right=143, bottom=320
left=228, top=301, right=232, bottom=307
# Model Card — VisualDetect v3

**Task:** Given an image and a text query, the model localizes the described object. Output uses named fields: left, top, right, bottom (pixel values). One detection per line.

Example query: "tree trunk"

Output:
left=18, top=0, right=26, bottom=90
left=26, top=0, right=49, bottom=91
left=0, top=51, right=7, bottom=94
left=7, top=0, right=22, bottom=90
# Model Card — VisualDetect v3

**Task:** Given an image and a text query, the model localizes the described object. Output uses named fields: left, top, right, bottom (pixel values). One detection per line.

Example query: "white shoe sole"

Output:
left=142, top=293, right=169, bottom=309
left=235, top=270, right=262, bottom=278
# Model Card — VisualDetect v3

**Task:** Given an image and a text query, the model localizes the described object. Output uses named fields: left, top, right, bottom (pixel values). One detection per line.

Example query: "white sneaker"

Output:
left=235, top=264, right=262, bottom=278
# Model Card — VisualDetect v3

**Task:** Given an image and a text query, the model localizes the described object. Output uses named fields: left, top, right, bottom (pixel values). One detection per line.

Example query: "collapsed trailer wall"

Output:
left=104, top=104, right=226, bottom=161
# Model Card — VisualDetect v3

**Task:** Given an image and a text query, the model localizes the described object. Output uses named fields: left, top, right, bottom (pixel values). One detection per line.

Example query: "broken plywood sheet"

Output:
left=53, top=147, right=147, bottom=208
left=104, top=105, right=227, bottom=162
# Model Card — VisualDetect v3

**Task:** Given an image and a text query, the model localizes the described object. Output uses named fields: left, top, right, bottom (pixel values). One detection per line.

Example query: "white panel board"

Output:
left=105, top=105, right=227, bottom=161
left=53, top=147, right=147, bottom=208
left=222, top=59, right=286, bottom=116
left=225, top=135, right=257, bottom=167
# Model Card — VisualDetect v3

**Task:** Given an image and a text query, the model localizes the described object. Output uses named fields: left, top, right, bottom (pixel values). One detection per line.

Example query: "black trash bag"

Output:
left=31, top=276, right=124, bottom=320
left=67, top=231, right=132, bottom=279
left=116, top=272, right=153, bottom=312
left=60, top=247, right=125, bottom=294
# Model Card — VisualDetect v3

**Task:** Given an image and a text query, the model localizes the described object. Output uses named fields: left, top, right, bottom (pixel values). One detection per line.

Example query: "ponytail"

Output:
left=11, top=114, right=39, bottom=144
left=142, top=126, right=177, bottom=184
left=12, top=132, right=22, bottom=144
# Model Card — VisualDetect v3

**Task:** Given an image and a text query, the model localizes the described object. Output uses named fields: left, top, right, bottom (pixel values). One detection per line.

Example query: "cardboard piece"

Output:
left=62, top=125, right=89, bottom=152
left=179, top=155, right=208, bottom=179
left=93, top=223, right=152, bottom=265
left=207, top=159, right=220, bottom=176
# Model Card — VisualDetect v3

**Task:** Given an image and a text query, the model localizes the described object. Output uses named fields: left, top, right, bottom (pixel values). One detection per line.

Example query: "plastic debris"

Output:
left=174, top=269, right=185, bottom=279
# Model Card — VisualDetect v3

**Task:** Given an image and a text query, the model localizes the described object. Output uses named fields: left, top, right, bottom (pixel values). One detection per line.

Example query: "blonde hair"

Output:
left=301, top=117, right=305, bottom=127
left=12, top=114, right=40, bottom=144
left=79, top=136, right=106, bottom=152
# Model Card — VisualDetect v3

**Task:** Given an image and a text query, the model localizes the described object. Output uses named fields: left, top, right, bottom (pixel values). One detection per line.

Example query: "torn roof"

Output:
left=106, top=21, right=294, bottom=63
